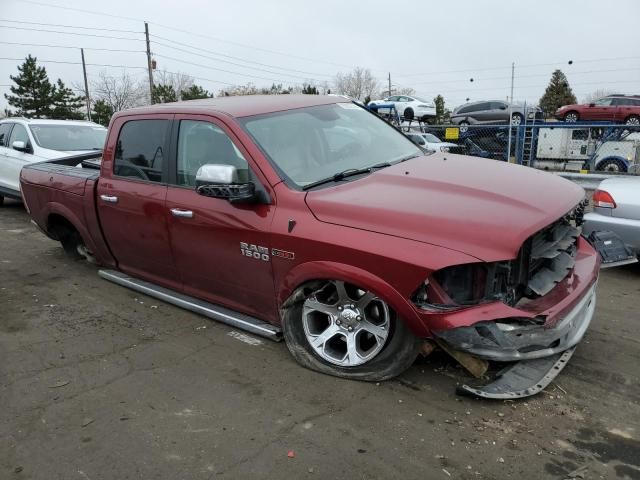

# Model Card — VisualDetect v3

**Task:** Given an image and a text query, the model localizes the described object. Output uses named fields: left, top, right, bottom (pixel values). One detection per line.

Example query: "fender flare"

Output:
left=276, top=260, right=425, bottom=335
left=595, top=155, right=629, bottom=171
left=43, top=202, right=98, bottom=254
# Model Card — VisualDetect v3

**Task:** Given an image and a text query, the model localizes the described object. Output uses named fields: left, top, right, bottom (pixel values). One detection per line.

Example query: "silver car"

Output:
left=583, top=177, right=640, bottom=254
left=451, top=100, right=543, bottom=128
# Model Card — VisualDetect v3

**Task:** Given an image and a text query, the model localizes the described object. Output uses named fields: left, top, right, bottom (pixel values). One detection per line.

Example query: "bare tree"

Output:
left=153, top=69, right=194, bottom=100
left=582, top=89, right=617, bottom=103
left=333, top=68, right=379, bottom=101
left=91, top=71, right=148, bottom=112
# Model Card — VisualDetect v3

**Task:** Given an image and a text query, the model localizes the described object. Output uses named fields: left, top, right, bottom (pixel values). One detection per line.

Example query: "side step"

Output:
left=98, top=269, right=283, bottom=342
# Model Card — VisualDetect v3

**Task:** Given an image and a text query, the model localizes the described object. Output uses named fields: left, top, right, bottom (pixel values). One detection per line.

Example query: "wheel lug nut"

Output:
left=356, top=315, right=362, bottom=321
left=337, top=306, right=343, bottom=311
left=347, top=326, right=353, bottom=332
left=336, top=320, right=341, bottom=325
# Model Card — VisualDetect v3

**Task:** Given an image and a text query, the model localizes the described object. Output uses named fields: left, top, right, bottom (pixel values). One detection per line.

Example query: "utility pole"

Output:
left=80, top=48, right=91, bottom=121
left=388, top=72, right=392, bottom=97
left=507, top=62, right=515, bottom=162
left=145, top=22, right=154, bottom=104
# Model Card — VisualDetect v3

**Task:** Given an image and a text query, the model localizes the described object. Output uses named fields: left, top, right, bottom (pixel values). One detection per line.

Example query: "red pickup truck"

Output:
left=20, top=95, right=601, bottom=398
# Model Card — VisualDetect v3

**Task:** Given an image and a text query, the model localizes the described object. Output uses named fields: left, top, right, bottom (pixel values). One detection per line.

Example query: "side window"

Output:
left=9, top=123, right=30, bottom=148
left=114, top=120, right=168, bottom=183
left=491, top=101, right=507, bottom=110
left=176, top=120, right=249, bottom=187
left=386, top=96, right=400, bottom=102
left=593, top=98, right=612, bottom=106
left=0, top=123, right=12, bottom=147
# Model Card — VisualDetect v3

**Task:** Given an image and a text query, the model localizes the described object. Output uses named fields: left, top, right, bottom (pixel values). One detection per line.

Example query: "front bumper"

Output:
left=434, top=282, right=596, bottom=361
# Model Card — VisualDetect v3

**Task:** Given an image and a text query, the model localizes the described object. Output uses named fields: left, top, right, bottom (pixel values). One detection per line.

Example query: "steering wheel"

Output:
left=121, top=164, right=150, bottom=181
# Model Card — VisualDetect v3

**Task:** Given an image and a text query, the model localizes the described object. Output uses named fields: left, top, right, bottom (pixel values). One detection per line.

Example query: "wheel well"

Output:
left=625, top=114, right=639, bottom=121
left=595, top=156, right=628, bottom=171
left=47, top=214, right=79, bottom=241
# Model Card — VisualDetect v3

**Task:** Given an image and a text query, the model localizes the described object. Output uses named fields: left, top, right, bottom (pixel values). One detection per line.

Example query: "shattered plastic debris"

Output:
left=48, top=380, right=70, bottom=388
left=287, top=450, right=295, bottom=458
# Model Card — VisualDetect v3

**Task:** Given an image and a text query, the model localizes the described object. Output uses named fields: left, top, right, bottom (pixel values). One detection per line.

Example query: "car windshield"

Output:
left=29, top=124, right=107, bottom=151
left=423, top=133, right=441, bottom=143
left=242, top=103, right=421, bottom=187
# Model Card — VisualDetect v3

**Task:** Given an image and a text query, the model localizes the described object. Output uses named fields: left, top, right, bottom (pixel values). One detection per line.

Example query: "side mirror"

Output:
left=195, top=164, right=256, bottom=203
left=12, top=140, right=28, bottom=152
left=589, top=103, right=595, bottom=107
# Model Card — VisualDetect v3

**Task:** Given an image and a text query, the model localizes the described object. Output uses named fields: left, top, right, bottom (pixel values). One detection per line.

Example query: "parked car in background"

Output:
left=451, top=100, right=543, bottom=129
left=0, top=118, right=106, bottom=204
left=555, top=95, right=640, bottom=124
left=583, top=178, right=640, bottom=256
left=405, top=132, right=456, bottom=152
left=367, top=95, right=436, bottom=122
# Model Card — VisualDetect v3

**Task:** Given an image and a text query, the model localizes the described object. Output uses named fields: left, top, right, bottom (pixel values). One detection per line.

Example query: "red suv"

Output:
left=556, top=95, right=640, bottom=124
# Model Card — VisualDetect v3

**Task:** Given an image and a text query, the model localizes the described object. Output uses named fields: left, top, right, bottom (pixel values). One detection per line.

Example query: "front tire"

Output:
left=282, top=280, right=420, bottom=381
left=458, top=120, right=470, bottom=132
left=511, top=113, right=523, bottom=125
left=564, top=111, right=579, bottom=122
left=403, top=107, right=415, bottom=121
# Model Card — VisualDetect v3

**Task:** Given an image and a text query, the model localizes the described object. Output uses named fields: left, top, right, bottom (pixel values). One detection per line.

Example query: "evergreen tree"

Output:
left=180, top=84, right=212, bottom=100
left=152, top=84, right=177, bottom=104
left=4, top=55, right=55, bottom=118
left=433, top=95, right=451, bottom=124
left=50, top=79, right=85, bottom=120
left=539, top=70, right=577, bottom=117
left=91, top=100, right=114, bottom=127
left=302, top=84, right=319, bottom=95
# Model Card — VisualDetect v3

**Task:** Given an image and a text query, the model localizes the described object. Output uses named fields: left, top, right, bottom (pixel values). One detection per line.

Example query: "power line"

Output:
left=411, top=66, right=640, bottom=87
left=0, top=18, right=141, bottom=33
left=0, top=56, right=147, bottom=70
left=152, top=53, right=301, bottom=84
left=150, top=35, right=333, bottom=79
left=17, top=0, right=142, bottom=24
left=0, top=25, right=142, bottom=41
left=0, top=40, right=144, bottom=53
left=12, top=0, right=358, bottom=71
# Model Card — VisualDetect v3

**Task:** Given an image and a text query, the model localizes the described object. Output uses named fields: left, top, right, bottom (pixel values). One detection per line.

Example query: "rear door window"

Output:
left=114, top=119, right=169, bottom=183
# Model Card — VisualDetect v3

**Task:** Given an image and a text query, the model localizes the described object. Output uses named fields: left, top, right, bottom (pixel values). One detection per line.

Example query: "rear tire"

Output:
left=511, top=113, right=523, bottom=125
left=282, top=280, right=421, bottom=381
left=596, top=158, right=627, bottom=173
left=564, top=111, right=579, bottom=122
left=625, top=115, right=640, bottom=126
left=458, top=121, right=470, bottom=132
left=57, top=228, right=96, bottom=263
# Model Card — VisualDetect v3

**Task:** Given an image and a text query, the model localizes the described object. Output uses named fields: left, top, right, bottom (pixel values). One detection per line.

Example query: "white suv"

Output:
left=368, top=95, right=437, bottom=122
left=0, top=118, right=107, bottom=204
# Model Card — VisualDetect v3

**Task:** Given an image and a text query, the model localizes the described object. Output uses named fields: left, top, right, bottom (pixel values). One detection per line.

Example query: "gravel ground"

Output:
left=1, top=198, right=639, bottom=480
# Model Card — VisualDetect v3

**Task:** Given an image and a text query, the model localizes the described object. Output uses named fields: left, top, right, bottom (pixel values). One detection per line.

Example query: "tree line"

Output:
left=4, top=55, right=581, bottom=126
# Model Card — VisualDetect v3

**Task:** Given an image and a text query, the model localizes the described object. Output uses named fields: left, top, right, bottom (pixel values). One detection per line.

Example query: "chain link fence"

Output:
left=369, top=105, right=640, bottom=177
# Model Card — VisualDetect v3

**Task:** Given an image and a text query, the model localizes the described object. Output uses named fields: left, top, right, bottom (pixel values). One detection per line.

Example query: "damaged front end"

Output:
left=413, top=200, right=600, bottom=399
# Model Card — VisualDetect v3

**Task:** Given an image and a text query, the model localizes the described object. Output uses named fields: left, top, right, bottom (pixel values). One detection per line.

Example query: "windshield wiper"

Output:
left=302, top=162, right=392, bottom=190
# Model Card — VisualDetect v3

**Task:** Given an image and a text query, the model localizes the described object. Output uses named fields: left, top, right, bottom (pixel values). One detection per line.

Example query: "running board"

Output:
left=98, top=269, right=282, bottom=342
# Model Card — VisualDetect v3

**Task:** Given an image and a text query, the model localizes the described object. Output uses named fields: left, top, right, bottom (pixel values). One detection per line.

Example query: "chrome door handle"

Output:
left=171, top=208, right=193, bottom=218
left=100, top=194, right=118, bottom=203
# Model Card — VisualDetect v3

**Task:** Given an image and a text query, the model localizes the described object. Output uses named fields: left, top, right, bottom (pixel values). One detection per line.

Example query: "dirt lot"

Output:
left=1, top=198, right=639, bottom=480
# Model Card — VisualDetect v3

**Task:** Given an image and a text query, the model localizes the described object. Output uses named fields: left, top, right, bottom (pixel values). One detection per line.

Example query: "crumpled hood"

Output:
left=305, top=153, right=585, bottom=262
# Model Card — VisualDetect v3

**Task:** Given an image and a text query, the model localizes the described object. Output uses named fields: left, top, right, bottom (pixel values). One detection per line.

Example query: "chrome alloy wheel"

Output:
left=302, top=281, right=391, bottom=367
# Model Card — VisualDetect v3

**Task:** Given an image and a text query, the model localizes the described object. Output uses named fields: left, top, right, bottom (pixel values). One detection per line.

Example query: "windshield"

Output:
left=423, top=133, right=441, bottom=143
left=29, top=124, right=107, bottom=151
left=242, top=103, right=421, bottom=187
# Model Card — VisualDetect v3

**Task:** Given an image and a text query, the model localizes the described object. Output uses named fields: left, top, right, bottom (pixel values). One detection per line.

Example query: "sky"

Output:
left=1, top=0, right=639, bottom=111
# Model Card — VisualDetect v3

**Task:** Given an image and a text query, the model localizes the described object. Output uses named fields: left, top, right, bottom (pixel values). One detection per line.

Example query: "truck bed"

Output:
left=20, top=151, right=115, bottom=267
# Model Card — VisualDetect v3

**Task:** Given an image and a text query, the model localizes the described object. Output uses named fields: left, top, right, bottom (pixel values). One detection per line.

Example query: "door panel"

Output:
left=166, top=187, right=277, bottom=320
left=96, top=117, right=179, bottom=288
left=166, top=116, right=277, bottom=322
